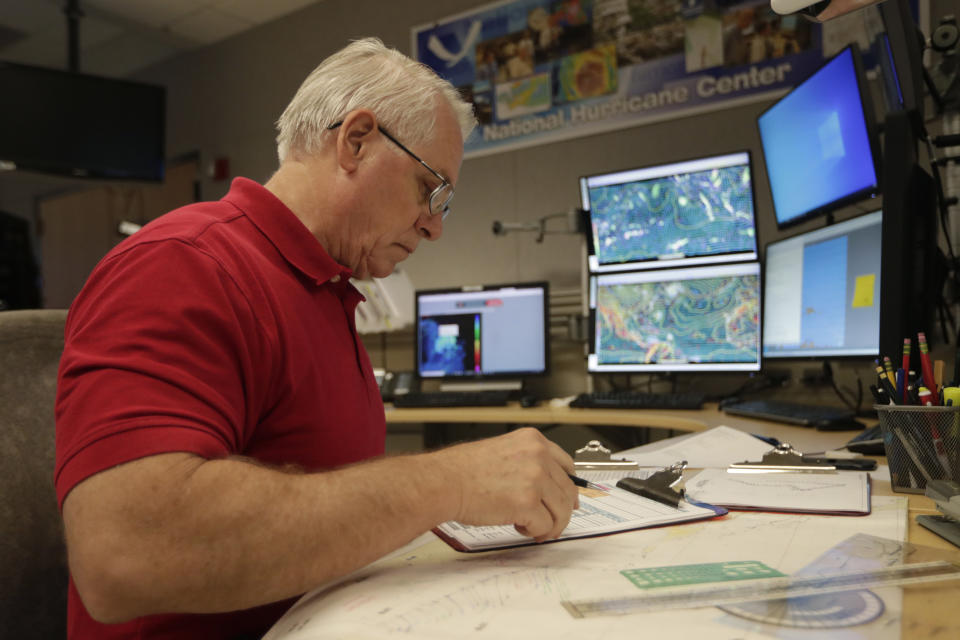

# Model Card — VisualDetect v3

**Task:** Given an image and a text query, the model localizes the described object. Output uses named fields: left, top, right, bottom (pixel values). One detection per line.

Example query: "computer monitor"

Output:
left=757, top=44, right=880, bottom=229
left=763, top=210, right=882, bottom=359
left=579, top=151, right=758, bottom=273
left=587, top=262, right=761, bottom=373
left=415, top=281, right=549, bottom=385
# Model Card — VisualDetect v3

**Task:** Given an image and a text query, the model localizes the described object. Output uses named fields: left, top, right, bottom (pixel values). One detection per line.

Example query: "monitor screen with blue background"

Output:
left=757, top=45, right=879, bottom=228
left=763, top=210, right=882, bottom=358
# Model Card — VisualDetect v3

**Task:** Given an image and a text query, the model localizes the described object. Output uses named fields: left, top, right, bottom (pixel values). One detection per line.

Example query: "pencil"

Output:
left=918, top=332, right=939, bottom=405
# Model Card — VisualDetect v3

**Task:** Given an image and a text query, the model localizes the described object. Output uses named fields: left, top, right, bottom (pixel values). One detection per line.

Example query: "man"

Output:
left=55, top=38, right=578, bottom=639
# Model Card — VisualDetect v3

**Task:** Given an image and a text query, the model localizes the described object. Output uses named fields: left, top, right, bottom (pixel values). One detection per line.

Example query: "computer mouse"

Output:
left=519, top=395, right=540, bottom=408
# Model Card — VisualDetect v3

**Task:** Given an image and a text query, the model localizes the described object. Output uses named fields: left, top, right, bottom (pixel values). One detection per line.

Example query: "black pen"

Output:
left=569, top=474, right=589, bottom=488
left=569, top=474, right=606, bottom=490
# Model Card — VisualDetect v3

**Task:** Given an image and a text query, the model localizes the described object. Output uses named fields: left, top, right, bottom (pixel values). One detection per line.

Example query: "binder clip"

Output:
left=573, top=440, right=638, bottom=470
left=729, top=442, right=836, bottom=473
left=616, top=461, right=687, bottom=508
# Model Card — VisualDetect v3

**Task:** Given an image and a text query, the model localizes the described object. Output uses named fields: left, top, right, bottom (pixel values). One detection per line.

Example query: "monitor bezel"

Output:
left=413, top=280, right=550, bottom=381
left=587, top=263, right=762, bottom=373
left=579, top=149, right=760, bottom=274
left=756, top=43, right=881, bottom=230
left=761, top=210, right=883, bottom=361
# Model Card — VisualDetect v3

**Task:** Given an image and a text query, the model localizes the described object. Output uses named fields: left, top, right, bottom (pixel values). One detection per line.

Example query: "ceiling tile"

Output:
left=85, top=0, right=210, bottom=28
left=213, top=0, right=319, bottom=24
left=167, top=7, right=251, bottom=45
left=81, top=30, right=178, bottom=77
left=0, top=26, right=66, bottom=70
left=0, top=0, right=62, bottom=32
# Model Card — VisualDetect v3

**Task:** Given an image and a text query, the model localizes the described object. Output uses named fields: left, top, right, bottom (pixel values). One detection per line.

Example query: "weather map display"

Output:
left=581, top=151, right=758, bottom=273
left=589, top=263, right=761, bottom=373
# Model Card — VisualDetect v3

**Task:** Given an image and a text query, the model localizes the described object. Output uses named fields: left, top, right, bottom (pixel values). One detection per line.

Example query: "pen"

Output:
left=896, top=368, right=905, bottom=404
left=569, top=474, right=603, bottom=490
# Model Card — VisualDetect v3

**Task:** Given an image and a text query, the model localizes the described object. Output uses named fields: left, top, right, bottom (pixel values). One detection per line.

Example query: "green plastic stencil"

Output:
left=621, top=560, right=785, bottom=590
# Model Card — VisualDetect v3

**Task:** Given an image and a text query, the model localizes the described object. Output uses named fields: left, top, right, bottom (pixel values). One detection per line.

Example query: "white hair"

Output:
left=275, top=38, right=477, bottom=163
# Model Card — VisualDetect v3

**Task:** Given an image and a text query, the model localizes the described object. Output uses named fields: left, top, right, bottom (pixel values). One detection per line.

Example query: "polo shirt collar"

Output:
left=223, top=177, right=351, bottom=285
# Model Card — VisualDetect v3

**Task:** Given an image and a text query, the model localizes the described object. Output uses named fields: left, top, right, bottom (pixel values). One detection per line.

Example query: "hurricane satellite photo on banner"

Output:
left=411, top=0, right=897, bottom=158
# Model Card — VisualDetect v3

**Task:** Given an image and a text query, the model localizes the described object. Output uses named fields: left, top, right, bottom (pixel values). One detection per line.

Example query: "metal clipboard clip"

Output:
left=573, top=440, right=639, bottom=470
left=615, top=461, right=688, bottom=508
left=728, top=442, right=836, bottom=473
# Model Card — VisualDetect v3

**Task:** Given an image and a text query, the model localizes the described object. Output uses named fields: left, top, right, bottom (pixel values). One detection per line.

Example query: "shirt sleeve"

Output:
left=54, top=239, right=273, bottom=508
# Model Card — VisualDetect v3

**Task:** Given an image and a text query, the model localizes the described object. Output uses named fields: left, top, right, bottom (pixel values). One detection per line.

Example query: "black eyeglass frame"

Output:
left=327, top=121, right=453, bottom=220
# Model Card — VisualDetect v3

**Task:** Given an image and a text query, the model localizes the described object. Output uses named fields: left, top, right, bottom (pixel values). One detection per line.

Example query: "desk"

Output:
left=271, top=405, right=957, bottom=639
left=386, top=401, right=861, bottom=455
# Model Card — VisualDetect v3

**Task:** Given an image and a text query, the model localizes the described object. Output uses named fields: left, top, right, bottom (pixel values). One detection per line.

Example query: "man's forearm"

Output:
left=63, top=451, right=459, bottom=622
left=63, top=428, right=576, bottom=624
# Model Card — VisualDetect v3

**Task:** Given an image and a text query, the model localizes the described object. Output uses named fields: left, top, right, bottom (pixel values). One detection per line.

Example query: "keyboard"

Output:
left=390, top=390, right=511, bottom=408
left=569, top=391, right=705, bottom=410
left=722, top=399, right=857, bottom=428
left=844, top=424, right=885, bottom=455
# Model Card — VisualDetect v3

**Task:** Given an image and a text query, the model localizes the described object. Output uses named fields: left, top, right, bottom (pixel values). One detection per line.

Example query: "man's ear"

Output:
left=335, top=109, right=378, bottom=172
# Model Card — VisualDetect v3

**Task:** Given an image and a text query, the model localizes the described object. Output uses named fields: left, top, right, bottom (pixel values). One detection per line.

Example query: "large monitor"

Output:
left=757, top=44, right=880, bottom=229
left=415, top=282, right=549, bottom=383
left=763, top=210, right=882, bottom=359
left=579, top=151, right=758, bottom=273
left=0, top=61, right=165, bottom=181
left=587, top=262, right=761, bottom=373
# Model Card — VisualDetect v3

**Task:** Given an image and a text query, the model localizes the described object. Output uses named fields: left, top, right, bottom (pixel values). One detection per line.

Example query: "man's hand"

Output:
left=429, top=428, right=579, bottom=542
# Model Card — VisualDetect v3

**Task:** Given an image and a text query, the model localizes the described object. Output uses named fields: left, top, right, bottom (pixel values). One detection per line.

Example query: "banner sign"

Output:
left=412, top=0, right=887, bottom=158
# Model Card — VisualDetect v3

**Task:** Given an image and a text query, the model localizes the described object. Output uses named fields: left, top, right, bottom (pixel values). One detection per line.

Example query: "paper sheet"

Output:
left=435, top=485, right=719, bottom=551
left=687, top=468, right=871, bottom=514
left=264, top=497, right=908, bottom=640
left=617, top=425, right=775, bottom=468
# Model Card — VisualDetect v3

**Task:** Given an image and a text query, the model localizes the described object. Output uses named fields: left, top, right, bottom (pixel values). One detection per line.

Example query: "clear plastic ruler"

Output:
left=562, top=561, right=960, bottom=619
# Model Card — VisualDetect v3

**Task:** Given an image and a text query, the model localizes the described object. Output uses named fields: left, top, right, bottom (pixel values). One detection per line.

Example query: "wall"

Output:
left=128, top=0, right=910, bottom=408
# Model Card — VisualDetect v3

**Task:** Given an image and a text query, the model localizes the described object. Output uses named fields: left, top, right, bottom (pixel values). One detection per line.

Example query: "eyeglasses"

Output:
left=327, top=121, right=453, bottom=220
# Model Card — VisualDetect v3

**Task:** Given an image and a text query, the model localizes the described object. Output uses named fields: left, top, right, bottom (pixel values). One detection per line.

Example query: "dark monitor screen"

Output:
left=579, top=151, right=758, bottom=273
left=757, top=45, right=880, bottom=228
left=588, top=262, right=761, bottom=373
left=763, top=210, right=882, bottom=359
left=415, top=282, right=549, bottom=379
left=876, top=0, right=924, bottom=119
left=0, top=61, right=165, bottom=181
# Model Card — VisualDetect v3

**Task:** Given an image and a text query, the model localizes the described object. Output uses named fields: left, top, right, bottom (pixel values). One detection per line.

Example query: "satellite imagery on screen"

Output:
left=590, top=164, right=755, bottom=265
left=596, top=273, right=759, bottom=365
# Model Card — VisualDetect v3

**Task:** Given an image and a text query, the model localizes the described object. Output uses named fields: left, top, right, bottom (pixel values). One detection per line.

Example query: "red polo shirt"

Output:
left=55, top=177, right=386, bottom=639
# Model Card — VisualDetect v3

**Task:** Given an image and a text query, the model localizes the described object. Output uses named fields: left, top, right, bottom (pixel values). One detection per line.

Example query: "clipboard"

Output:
left=434, top=455, right=727, bottom=552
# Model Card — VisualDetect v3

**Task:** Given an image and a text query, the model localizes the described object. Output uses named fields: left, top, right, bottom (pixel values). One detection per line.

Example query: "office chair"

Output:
left=0, top=309, right=69, bottom=638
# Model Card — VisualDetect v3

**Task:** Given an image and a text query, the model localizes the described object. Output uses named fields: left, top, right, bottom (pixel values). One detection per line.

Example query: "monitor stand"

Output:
left=439, top=379, right=522, bottom=393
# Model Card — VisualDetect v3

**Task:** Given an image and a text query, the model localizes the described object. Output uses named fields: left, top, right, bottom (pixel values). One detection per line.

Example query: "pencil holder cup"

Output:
left=874, top=404, right=960, bottom=494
